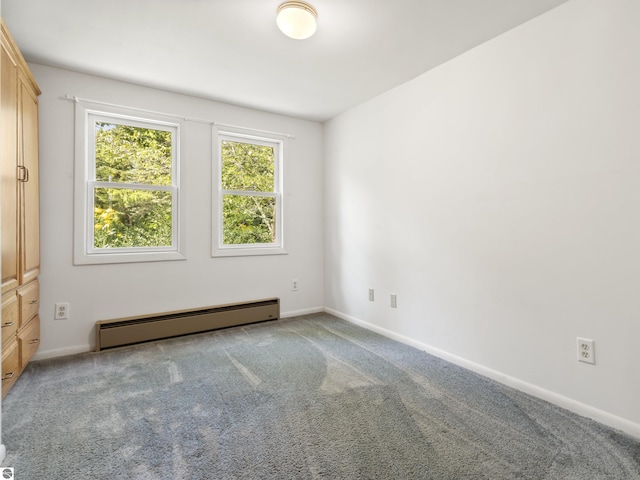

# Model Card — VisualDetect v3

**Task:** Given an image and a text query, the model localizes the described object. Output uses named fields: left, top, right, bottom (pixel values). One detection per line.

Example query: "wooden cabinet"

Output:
left=1, top=283, right=40, bottom=397
left=1, top=19, right=41, bottom=398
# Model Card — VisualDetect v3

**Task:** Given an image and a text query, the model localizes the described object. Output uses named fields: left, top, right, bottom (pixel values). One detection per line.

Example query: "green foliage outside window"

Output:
left=221, top=140, right=277, bottom=245
left=92, top=126, right=278, bottom=249
left=93, top=123, right=173, bottom=248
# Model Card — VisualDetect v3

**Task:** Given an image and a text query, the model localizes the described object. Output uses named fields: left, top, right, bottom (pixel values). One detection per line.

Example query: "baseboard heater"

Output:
left=95, top=298, right=279, bottom=351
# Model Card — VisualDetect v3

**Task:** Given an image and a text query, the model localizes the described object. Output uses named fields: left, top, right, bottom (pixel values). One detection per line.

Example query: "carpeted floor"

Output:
left=2, top=313, right=639, bottom=479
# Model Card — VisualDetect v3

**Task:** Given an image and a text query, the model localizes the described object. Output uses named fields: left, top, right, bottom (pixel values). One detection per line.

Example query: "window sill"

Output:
left=74, top=250, right=186, bottom=265
left=212, top=245, right=288, bottom=258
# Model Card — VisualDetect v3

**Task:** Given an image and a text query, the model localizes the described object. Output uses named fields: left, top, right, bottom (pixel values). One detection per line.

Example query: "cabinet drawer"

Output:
left=18, top=279, right=39, bottom=327
left=2, top=339, right=19, bottom=398
left=19, top=314, right=40, bottom=369
left=1, top=292, right=18, bottom=346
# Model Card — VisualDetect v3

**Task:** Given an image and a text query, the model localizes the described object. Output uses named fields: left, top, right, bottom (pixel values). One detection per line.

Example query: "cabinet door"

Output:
left=2, top=339, right=19, bottom=398
left=1, top=291, right=18, bottom=346
left=1, top=41, right=19, bottom=294
left=17, top=278, right=39, bottom=328
left=19, top=77, right=40, bottom=286
left=18, top=314, right=40, bottom=369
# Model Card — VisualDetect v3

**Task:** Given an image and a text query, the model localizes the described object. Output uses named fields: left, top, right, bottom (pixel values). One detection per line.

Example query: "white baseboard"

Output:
left=281, top=306, right=324, bottom=318
left=32, top=344, right=91, bottom=361
left=324, top=307, right=640, bottom=440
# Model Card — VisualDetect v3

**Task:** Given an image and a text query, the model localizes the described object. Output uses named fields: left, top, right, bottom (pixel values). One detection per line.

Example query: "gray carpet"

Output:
left=2, top=313, right=639, bottom=479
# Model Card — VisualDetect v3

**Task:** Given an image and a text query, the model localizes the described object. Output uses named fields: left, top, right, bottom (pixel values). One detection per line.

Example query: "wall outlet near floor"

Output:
left=390, top=294, right=397, bottom=308
left=55, top=302, right=70, bottom=320
left=291, top=279, right=299, bottom=291
left=577, top=337, right=595, bottom=364
left=368, top=289, right=374, bottom=301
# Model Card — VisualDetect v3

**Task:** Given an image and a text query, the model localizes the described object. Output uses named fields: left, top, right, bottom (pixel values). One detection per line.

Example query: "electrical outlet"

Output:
left=368, top=289, right=374, bottom=301
left=291, top=279, right=299, bottom=291
left=55, top=303, right=69, bottom=320
left=390, top=294, right=397, bottom=308
left=577, top=337, right=595, bottom=365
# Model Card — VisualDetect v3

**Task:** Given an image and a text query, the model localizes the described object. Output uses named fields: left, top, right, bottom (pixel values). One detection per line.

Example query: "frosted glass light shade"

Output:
left=276, top=2, right=317, bottom=40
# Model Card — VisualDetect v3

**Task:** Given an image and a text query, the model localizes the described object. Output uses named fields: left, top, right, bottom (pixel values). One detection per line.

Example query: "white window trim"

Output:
left=74, top=101, right=186, bottom=265
left=212, top=128, right=287, bottom=257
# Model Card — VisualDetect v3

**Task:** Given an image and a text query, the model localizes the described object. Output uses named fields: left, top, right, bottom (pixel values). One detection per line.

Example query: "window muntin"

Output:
left=75, top=104, right=184, bottom=264
left=214, top=132, right=285, bottom=256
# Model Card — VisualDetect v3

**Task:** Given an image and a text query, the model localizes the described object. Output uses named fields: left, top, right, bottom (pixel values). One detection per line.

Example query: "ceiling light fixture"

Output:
left=276, top=1, right=318, bottom=40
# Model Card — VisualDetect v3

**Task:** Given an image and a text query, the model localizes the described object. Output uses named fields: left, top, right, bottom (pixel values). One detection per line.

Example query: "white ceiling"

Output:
left=2, top=0, right=569, bottom=122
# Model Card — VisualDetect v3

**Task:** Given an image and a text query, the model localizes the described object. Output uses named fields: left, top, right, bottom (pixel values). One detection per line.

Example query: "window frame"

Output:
left=74, top=102, right=186, bottom=265
left=212, top=129, right=286, bottom=257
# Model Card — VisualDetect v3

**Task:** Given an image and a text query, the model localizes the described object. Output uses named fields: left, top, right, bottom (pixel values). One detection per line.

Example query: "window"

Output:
left=74, top=102, right=184, bottom=264
left=213, top=130, right=285, bottom=256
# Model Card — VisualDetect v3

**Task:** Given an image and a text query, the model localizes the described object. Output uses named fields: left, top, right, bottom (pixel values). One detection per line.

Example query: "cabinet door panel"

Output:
left=2, top=339, right=19, bottom=398
left=19, top=79, right=40, bottom=285
left=17, top=278, right=39, bottom=327
left=18, top=314, right=40, bottom=369
left=1, top=43, right=18, bottom=293
left=1, top=291, right=18, bottom=346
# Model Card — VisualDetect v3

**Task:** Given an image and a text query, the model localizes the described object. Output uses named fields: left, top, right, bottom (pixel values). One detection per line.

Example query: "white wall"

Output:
left=324, top=0, right=640, bottom=434
left=33, top=64, right=324, bottom=358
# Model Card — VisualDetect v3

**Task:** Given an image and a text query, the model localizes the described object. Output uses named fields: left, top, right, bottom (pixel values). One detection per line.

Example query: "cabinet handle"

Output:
left=29, top=299, right=38, bottom=305
left=17, top=165, right=29, bottom=182
left=29, top=338, right=39, bottom=344
left=1, top=322, right=15, bottom=327
left=2, top=372, right=15, bottom=381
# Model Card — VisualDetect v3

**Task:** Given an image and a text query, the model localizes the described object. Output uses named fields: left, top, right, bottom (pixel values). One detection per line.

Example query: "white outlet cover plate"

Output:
left=577, top=337, right=595, bottom=364
left=55, top=303, right=69, bottom=320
